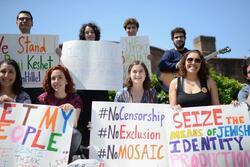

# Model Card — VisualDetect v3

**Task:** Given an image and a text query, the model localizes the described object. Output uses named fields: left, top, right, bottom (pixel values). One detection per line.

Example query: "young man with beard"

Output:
left=158, top=27, right=189, bottom=91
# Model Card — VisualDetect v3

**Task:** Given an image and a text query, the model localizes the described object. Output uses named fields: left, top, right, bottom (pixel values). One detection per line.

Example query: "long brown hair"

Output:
left=178, top=50, right=209, bottom=81
left=125, top=60, right=151, bottom=90
left=43, top=65, right=75, bottom=94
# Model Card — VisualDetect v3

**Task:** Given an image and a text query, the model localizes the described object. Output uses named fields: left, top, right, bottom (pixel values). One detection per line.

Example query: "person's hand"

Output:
left=0, top=95, right=15, bottom=104
left=86, top=121, right=93, bottom=130
left=55, top=47, right=62, bottom=58
left=59, top=103, right=75, bottom=112
left=171, top=104, right=182, bottom=112
left=231, top=100, right=240, bottom=107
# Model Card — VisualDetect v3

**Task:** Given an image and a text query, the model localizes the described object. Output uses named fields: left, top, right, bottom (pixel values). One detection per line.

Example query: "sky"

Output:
left=1, top=0, right=250, bottom=58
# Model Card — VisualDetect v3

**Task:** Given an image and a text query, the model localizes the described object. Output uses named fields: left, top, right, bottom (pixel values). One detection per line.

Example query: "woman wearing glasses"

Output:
left=169, top=50, right=220, bottom=108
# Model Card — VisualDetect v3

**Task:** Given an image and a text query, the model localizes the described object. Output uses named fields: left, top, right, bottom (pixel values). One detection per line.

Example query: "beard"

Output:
left=174, top=41, right=185, bottom=50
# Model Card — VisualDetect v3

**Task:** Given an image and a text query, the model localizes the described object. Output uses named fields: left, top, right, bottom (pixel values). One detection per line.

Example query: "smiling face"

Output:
left=16, top=13, right=33, bottom=34
left=129, top=64, right=146, bottom=86
left=84, top=26, right=96, bottom=41
left=50, top=69, right=68, bottom=94
left=125, top=23, right=138, bottom=36
left=0, top=63, right=17, bottom=89
left=185, top=52, right=202, bottom=74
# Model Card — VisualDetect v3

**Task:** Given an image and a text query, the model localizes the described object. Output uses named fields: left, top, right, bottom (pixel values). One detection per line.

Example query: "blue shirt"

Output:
left=238, top=84, right=250, bottom=102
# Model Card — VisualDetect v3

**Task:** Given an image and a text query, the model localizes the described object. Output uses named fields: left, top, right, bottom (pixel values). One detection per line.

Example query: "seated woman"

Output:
left=0, top=59, right=31, bottom=104
left=37, top=64, right=83, bottom=163
left=115, top=60, right=157, bottom=103
left=169, top=50, right=220, bottom=108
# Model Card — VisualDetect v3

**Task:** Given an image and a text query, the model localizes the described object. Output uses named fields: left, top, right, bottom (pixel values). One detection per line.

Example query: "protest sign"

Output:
left=0, top=102, right=74, bottom=167
left=90, top=102, right=250, bottom=167
left=61, top=40, right=122, bottom=90
left=120, top=36, right=150, bottom=80
left=0, top=34, right=59, bottom=88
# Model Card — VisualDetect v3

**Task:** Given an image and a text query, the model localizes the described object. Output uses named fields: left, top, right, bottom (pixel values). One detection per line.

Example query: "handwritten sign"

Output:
left=90, top=102, right=168, bottom=167
left=120, top=36, right=150, bottom=81
left=61, top=40, right=122, bottom=91
left=0, top=34, right=59, bottom=88
left=90, top=102, right=250, bottom=167
left=0, top=102, right=74, bottom=167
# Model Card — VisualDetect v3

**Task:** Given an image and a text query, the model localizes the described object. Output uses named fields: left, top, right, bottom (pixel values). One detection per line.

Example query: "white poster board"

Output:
left=120, top=36, right=150, bottom=81
left=61, top=40, right=122, bottom=90
left=90, top=102, right=250, bottom=167
left=0, top=34, right=59, bottom=88
left=0, top=102, right=74, bottom=167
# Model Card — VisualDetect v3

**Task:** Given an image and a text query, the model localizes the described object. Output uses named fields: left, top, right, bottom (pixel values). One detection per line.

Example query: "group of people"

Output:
left=0, top=10, right=248, bottom=164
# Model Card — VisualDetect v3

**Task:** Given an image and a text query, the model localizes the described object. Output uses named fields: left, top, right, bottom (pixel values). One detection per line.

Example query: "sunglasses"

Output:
left=186, top=57, right=202, bottom=64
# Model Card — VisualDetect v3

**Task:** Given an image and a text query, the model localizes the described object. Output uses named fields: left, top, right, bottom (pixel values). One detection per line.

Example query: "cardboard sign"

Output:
left=120, top=36, right=151, bottom=81
left=90, top=102, right=250, bottom=167
left=0, top=102, right=74, bottom=167
left=61, top=40, right=122, bottom=90
left=0, top=34, right=59, bottom=88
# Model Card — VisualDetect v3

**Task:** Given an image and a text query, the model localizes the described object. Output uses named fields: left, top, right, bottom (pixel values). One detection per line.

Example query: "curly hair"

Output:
left=123, top=18, right=139, bottom=30
left=0, top=59, right=23, bottom=94
left=125, top=60, right=151, bottom=90
left=43, top=65, right=75, bottom=94
left=171, top=27, right=186, bottom=40
left=178, top=50, right=209, bottom=81
left=79, top=22, right=101, bottom=41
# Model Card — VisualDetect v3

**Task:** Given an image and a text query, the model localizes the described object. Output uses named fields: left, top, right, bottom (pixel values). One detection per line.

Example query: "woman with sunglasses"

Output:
left=169, top=50, right=220, bottom=108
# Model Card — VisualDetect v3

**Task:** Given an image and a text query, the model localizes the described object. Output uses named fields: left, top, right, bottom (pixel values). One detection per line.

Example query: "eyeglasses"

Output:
left=186, top=57, right=202, bottom=64
left=18, top=17, right=31, bottom=21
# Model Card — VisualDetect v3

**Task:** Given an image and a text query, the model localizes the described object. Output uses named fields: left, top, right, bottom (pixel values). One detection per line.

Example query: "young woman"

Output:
left=0, top=59, right=31, bottom=104
left=169, top=50, right=220, bottom=108
left=37, top=64, right=83, bottom=163
left=115, top=60, right=157, bottom=103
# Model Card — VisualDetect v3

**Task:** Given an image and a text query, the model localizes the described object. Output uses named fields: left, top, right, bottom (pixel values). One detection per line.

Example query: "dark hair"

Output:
left=43, top=65, right=75, bottom=94
left=125, top=60, right=151, bottom=90
left=123, top=18, right=139, bottom=30
left=0, top=59, right=23, bottom=94
left=171, top=27, right=186, bottom=40
left=17, top=10, right=33, bottom=22
left=178, top=50, right=209, bottom=81
left=242, top=57, right=250, bottom=76
left=79, top=22, right=101, bottom=41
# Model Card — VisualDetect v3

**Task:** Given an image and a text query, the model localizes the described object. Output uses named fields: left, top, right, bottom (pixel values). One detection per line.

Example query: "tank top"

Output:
left=176, top=77, right=211, bottom=107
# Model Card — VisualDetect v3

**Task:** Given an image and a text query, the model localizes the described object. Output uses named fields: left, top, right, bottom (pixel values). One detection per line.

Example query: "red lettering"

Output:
left=173, top=112, right=182, bottom=129
left=213, top=109, right=223, bottom=125
left=17, top=36, right=24, bottom=53
left=183, top=112, right=191, bottom=128
left=31, top=129, right=45, bottom=149
left=202, top=111, right=213, bottom=126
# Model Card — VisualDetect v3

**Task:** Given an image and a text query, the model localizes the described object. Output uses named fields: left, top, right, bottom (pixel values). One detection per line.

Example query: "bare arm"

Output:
left=169, top=78, right=178, bottom=106
left=208, top=78, right=220, bottom=105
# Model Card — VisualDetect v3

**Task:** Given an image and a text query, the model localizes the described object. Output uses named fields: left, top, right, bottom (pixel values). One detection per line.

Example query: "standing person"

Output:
left=169, top=50, right=220, bottom=108
left=16, top=10, right=33, bottom=34
left=115, top=60, right=157, bottom=103
left=37, top=65, right=83, bottom=163
left=0, top=59, right=31, bottom=104
left=78, top=22, right=109, bottom=150
left=238, top=57, right=250, bottom=102
left=15, top=10, right=45, bottom=103
left=123, top=18, right=139, bottom=36
left=158, top=27, right=190, bottom=91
